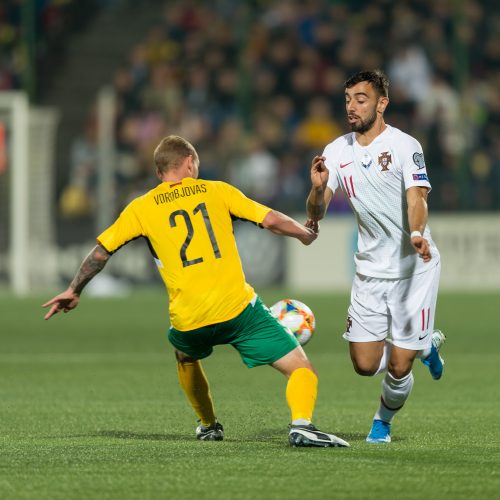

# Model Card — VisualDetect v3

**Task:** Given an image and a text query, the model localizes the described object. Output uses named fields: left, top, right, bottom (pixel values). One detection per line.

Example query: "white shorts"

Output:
left=343, top=262, right=441, bottom=350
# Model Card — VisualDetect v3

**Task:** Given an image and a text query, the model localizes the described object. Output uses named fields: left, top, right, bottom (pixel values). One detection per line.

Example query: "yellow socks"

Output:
left=286, top=367, right=318, bottom=423
left=177, top=363, right=317, bottom=427
left=176, top=360, right=216, bottom=427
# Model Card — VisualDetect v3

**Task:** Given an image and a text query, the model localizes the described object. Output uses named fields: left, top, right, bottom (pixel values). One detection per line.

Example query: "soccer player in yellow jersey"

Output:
left=43, top=135, right=349, bottom=448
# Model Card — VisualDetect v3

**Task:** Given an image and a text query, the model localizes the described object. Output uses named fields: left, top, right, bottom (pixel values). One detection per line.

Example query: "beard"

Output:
left=349, top=108, right=377, bottom=133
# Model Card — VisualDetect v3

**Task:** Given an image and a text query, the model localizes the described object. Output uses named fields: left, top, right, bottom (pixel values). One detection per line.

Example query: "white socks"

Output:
left=372, top=340, right=422, bottom=423
left=374, top=371, right=414, bottom=423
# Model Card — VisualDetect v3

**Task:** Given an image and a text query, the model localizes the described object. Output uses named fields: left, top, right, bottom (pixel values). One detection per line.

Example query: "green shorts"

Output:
left=168, top=296, right=299, bottom=368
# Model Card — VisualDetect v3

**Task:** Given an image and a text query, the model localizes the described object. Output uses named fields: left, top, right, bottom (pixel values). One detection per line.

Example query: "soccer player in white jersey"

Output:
left=306, top=69, right=446, bottom=443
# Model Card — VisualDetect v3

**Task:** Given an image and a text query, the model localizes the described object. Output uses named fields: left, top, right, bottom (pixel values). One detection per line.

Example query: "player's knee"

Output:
left=300, top=362, right=317, bottom=376
left=272, top=347, right=317, bottom=378
left=351, top=359, right=378, bottom=376
left=285, top=360, right=317, bottom=378
left=387, top=363, right=412, bottom=379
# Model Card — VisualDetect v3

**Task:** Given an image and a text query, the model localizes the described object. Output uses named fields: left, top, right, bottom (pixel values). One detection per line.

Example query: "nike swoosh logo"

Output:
left=340, top=162, right=353, bottom=168
left=418, top=333, right=429, bottom=340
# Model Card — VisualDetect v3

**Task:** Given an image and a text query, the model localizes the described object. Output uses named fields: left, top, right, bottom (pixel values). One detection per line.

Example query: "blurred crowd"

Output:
left=4, top=0, right=500, bottom=214
left=0, top=0, right=103, bottom=95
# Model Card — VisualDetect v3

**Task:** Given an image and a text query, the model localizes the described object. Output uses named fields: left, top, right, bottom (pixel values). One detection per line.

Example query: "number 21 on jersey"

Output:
left=169, top=202, right=221, bottom=267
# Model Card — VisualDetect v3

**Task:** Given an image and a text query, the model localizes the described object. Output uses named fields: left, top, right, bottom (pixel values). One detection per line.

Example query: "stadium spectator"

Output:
left=228, top=135, right=280, bottom=205
left=96, top=0, right=496, bottom=213
left=3, top=0, right=499, bottom=212
left=60, top=114, right=98, bottom=218
left=0, top=0, right=101, bottom=97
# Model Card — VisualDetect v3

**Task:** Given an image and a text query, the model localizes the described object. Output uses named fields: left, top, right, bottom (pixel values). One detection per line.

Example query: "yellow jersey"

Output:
left=97, top=178, right=271, bottom=330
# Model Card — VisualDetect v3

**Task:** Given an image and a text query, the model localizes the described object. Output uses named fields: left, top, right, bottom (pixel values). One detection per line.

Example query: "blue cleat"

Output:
left=421, top=330, right=446, bottom=380
left=366, top=419, right=391, bottom=443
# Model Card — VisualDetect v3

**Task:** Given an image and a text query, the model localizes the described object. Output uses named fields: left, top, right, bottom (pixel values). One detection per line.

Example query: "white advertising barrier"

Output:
left=286, top=214, right=500, bottom=292
left=430, top=214, right=500, bottom=290
left=287, top=215, right=355, bottom=292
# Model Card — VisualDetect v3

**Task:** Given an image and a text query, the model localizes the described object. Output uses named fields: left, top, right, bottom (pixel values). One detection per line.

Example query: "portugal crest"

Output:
left=378, top=151, right=392, bottom=171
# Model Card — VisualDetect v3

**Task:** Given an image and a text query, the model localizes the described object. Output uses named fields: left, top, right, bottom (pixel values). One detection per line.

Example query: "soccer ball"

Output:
left=270, top=299, right=316, bottom=346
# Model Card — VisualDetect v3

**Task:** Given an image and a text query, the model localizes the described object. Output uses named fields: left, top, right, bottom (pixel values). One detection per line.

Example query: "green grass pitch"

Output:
left=1, top=289, right=499, bottom=499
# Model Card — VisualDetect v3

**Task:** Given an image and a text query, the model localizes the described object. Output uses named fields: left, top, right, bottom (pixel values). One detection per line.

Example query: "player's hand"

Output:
left=42, top=289, right=80, bottom=320
left=411, top=235, right=432, bottom=262
left=305, top=219, right=320, bottom=234
left=311, top=155, right=329, bottom=189
left=299, top=227, right=318, bottom=246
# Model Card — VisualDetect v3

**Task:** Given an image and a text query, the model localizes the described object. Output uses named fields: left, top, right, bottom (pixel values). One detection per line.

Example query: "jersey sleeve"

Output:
left=398, top=136, right=432, bottom=192
left=219, top=182, right=271, bottom=224
left=96, top=200, right=145, bottom=253
left=323, top=143, right=340, bottom=193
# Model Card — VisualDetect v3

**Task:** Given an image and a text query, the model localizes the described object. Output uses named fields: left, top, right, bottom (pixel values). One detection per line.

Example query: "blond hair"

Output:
left=153, top=135, right=199, bottom=174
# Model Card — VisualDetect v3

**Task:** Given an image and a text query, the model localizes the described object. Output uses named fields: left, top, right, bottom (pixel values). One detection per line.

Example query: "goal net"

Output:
left=0, top=91, right=59, bottom=295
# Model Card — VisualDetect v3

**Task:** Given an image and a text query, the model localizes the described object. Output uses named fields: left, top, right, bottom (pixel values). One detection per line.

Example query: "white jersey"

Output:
left=325, top=125, right=440, bottom=278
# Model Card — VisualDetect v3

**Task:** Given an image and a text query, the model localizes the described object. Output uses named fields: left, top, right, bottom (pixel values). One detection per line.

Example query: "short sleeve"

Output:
left=323, top=144, right=340, bottom=193
left=399, top=136, right=432, bottom=192
left=220, top=182, right=271, bottom=224
left=97, top=200, right=145, bottom=253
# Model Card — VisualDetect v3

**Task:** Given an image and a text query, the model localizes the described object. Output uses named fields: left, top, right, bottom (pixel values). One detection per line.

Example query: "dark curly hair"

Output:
left=344, top=69, right=389, bottom=97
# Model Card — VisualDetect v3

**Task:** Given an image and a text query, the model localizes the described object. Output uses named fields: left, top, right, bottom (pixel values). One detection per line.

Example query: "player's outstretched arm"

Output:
left=42, top=244, right=112, bottom=320
left=406, top=186, right=432, bottom=262
left=262, top=210, right=317, bottom=246
left=306, top=155, right=333, bottom=229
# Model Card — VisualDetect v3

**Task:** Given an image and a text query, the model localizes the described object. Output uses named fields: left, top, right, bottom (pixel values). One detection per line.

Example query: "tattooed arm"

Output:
left=42, top=244, right=111, bottom=320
